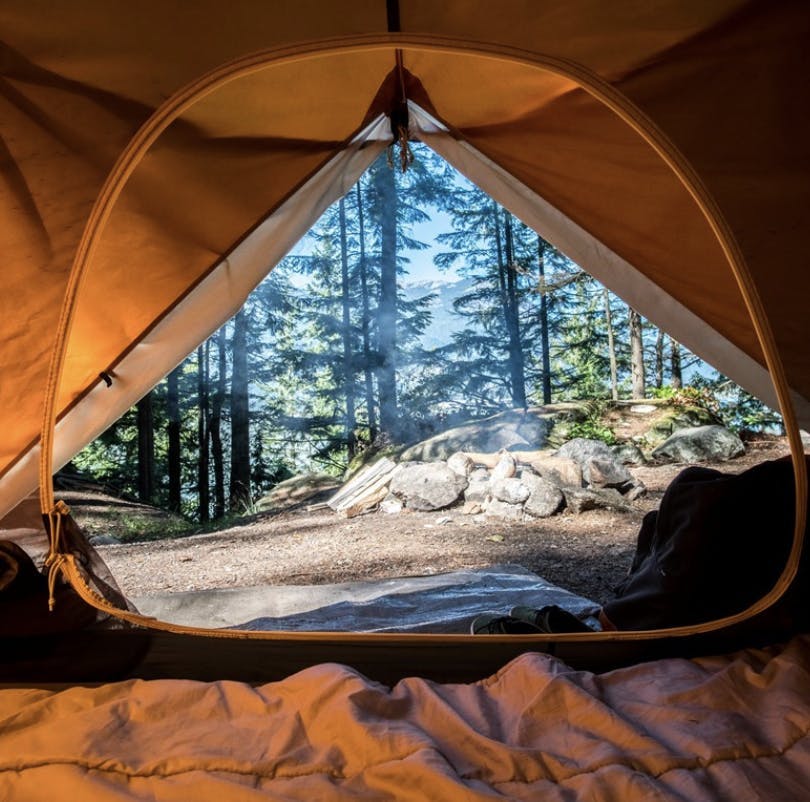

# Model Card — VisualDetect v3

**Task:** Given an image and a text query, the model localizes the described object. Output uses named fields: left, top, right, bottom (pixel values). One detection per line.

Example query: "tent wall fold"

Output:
left=0, top=121, right=389, bottom=519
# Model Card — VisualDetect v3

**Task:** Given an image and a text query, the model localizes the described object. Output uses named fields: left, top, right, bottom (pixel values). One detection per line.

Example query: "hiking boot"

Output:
left=470, top=613, right=545, bottom=635
left=510, top=605, right=593, bottom=633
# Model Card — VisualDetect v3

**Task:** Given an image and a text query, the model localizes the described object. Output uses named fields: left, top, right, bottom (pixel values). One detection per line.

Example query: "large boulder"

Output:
left=641, top=404, right=720, bottom=447
left=651, top=425, right=745, bottom=463
left=256, top=473, right=340, bottom=513
left=556, top=437, right=616, bottom=464
left=399, top=408, right=555, bottom=461
left=389, top=463, right=468, bottom=511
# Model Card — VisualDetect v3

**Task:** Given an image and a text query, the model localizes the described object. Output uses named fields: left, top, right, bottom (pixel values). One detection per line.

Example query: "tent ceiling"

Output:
left=0, top=1, right=808, bottom=520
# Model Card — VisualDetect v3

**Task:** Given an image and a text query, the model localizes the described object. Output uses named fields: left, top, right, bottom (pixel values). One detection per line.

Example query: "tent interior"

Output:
left=3, top=3, right=810, bottom=798
left=1, top=0, right=809, bottom=676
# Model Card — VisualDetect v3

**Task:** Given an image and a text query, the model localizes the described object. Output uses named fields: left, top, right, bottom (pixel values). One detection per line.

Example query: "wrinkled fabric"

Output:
left=1, top=638, right=809, bottom=800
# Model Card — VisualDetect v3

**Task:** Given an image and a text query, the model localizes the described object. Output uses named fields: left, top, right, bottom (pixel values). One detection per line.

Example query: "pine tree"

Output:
left=435, top=183, right=564, bottom=413
left=136, top=391, right=155, bottom=504
left=229, top=308, right=250, bottom=511
left=629, top=306, right=646, bottom=399
left=166, top=366, right=182, bottom=513
left=197, top=344, right=210, bottom=523
left=209, top=327, right=227, bottom=519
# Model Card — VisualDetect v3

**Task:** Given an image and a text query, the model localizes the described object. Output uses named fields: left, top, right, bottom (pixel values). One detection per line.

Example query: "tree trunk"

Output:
left=136, top=391, right=155, bottom=504
left=356, top=181, right=377, bottom=441
left=603, top=289, right=619, bottom=401
left=166, top=367, right=182, bottom=513
left=373, top=164, right=398, bottom=440
left=502, top=212, right=526, bottom=408
left=670, top=338, right=683, bottom=389
left=229, top=308, right=251, bottom=511
left=629, top=306, right=646, bottom=399
left=197, top=345, right=210, bottom=523
left=655, top=329, right=665, bottom=388
left=210, top=327, right=227, bottom=519
left=537, top=237, right=552, bottom=404
left=339, top=197, right=357, bottom=458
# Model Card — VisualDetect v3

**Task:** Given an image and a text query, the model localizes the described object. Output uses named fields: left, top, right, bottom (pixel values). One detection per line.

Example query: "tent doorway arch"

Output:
left=35, top=35, right=807, bottom=648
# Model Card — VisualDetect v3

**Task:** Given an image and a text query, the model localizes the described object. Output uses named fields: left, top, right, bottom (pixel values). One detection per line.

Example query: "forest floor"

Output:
left=90, top=436, right=792, bottom=606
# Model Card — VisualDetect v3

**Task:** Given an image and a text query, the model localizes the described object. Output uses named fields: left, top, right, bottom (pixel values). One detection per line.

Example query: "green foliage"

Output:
left=650, top=385, right=721, bottom=417
left=566, top=401, right=617, bottom=445
left=690, top=374, right=784, bottom=433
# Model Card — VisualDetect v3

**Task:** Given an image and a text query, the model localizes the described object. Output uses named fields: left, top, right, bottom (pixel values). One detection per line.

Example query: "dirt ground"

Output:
left=96, top=437, right=792, bottom=606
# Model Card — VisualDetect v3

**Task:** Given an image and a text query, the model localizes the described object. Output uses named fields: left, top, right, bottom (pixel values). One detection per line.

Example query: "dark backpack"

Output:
left=603, top=457, right=808, bottom=631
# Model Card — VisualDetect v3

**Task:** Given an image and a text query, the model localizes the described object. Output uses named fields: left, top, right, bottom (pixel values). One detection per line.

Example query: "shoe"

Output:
left=510, top=605, right=593, bottom=633
left=470, top=613, right=545, bottom=635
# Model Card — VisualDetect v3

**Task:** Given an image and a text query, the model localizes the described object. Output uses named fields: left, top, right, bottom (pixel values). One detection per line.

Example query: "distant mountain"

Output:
left=401, top=276, right=474, bottom=349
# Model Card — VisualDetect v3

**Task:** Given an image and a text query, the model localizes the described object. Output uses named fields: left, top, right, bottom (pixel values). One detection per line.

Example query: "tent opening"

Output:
left=50, top=142, right=797, bottom=637
left=2, top=34, right=805, bottom=667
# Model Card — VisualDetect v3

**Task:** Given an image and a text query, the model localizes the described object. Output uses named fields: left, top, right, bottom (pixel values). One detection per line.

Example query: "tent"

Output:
left=1, top=0, right=808, bottom=681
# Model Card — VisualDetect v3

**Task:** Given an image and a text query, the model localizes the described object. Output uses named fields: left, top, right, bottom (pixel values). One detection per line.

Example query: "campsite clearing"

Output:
left=90, top=437, right=791, bottom=606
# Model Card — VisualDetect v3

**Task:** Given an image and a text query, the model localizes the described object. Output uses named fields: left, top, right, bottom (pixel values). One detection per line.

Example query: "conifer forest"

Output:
left=71, top=145, right=778, bottom=522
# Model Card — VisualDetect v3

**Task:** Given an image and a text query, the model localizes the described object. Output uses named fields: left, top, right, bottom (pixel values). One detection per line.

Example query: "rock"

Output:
left=462, top=501, right=483, bottom=515
left=491, top=451, right=517, bottom=479
left=530, top=456, right=583, bottom=488
left=89, top=534, right=120, bottom=546
left=612, top=443, right=646, bottom=465
left=556, top=438, right=635, bottom=492
left=389, top=462, right=468, bottom=511
left=257, top=473, right=340, bottom=512
left=464, top=478, right=491, bottom=504
left=629, top=403, right=658, bottom=414
left=651, top=425, right=745, bottom=463
left=563, top=487, right=632, bottom=514
left=582, top=457, right=633, bottom=489
left=642, top=405, right=720, bottom=447
left=469, top=467, right=490, bottom=482
left=399, top=408, right=554, bottom=461
left=484, top=498, right=524, bottom=521
left=446, top=452, right=475, bottom=477
left=379, top=493, right=403, bottom=514
left=521, top=473, right=564, bottom=517
left=801, top=430, right=810, bottom=450
left=557, top=437, right=617, bottom=465
left=490, top=477, right=531, bottom=504
left=624, top=482, right=647, bottom=501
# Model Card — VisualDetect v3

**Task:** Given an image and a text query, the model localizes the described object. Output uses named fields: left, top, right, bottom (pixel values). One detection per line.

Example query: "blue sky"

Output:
left=286, top=200, right=461, bottom=287
left=400, top=207, right=459, bottom=285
